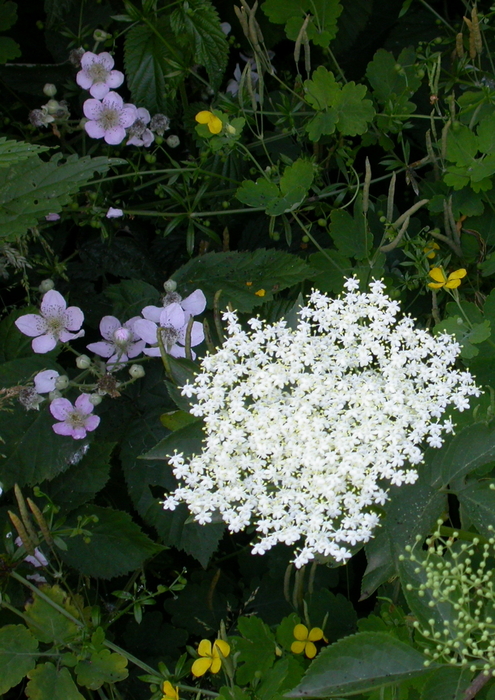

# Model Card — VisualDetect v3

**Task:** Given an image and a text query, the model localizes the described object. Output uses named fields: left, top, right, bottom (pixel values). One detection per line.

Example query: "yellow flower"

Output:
left=254, top=289, right=266, bottom=297
left=191, top=639, right=231, bottom=677
left=423, top=241, right=440, bottom=259
left=195, top=111, right=223, bottom=135
left=428, top=267, right=467, bottom=290
left=291, top=624, right=324, bottom=659
left=162, top=681, right=179, bottom=700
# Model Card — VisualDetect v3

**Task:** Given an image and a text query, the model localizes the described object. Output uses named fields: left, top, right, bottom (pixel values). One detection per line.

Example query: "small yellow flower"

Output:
left=195, top=111, right=223, bottom=135
left=423, top=241, right=440, bottom=259
left=291, top=624, right=324, bottom=659
left=428, top=267, right=467, bottom=290
left=254, top=289, right=266, bottom=297
left=162, top=681, right=179, bottom=700
left=191, top=639, right=231, bottom=677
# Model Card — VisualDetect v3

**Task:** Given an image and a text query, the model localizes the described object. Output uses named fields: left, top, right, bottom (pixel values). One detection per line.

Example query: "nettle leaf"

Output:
left=124, top=16, right=186, bottom=114
left=172, top=249, right=316, bottom=312
left=25, top=585, right=80, bottom=645
left=457, top=479, right=495, bottom=536
left=0, top=153, right=122, bottom=242
left=26, top=663, right=84, bottom=700
left=287, top=632, right=431, bottom=697
left=0, top=624, right=39, bottom=695
left=60, top=506, right=163, bottom=579
left=262, top=0, right=342, bottom=49
left=75, top=650, right=128, bottom=690
left=0, top=137, right=49, bottom=168
left=234, top=616, right=277, bottom=685
left=419, top=666, right=471, bottom=700
left=170, top=0, right=228, bottom=90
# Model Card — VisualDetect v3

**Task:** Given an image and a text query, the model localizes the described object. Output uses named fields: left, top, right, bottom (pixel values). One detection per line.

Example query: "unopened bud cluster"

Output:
left=402, top=520, right=495, bottom=674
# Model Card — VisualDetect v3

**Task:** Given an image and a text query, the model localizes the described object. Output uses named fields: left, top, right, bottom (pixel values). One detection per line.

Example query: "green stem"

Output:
left=292, top=212, right=344, bottom=272
left=416, top=0, right=455, bottom=32
left=177, top=684, right=219, bottom=697
left=438, top=526, right=491, bottom=545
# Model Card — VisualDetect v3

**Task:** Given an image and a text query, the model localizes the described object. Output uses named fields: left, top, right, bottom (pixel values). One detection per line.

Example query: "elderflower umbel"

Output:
left=163, top=279, right=480, bottom=567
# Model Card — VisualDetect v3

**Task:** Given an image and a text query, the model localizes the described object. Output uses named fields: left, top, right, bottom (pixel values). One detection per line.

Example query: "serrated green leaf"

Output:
left=279, top=159, right=314, bottom=195
left=304, top=66, right=340, bottom=110
left=307, top=250, right=353, bottom=294
left=419, top=666, right=471, bottom=700
left=457, top=479, right=495, bottom=536
left=266, top=185, right=308, bottom=215
left=476, top=114, right=495, bottom=154
left=160, top=410, right=200, bottom=431
left=445, top=125, right=478, bottom=166
left=366, top=48, right=421, bottom=105
left=329, top=197, right=370, bottom=260
left=0, top=34, right=20, bottom=63
left=276, top=613, right=302, bottom=651
left=60, top=506, right=163, bottom=578
left=262, top=0, right=342, bottom=48
left=75, top=650, right=128, bottom=690
left=305, top=112, right=338, bottom=141
left=306, top=590, right=357, bottom=643
left=234, top=616, right=276, bottom=685
left=26, top=663, right=84, bottom=700
left=0, top=153, right=122, bottom=242
left=104, top=279, right=161, bottom=319
left=333, top=82, right=375, bottom=136
left=236, top=178, right=280, bottom=208
left=170, top=0, right=228, bottom=90
left=0, top=137, right=49, bottom=168
left=0, top=624, right=38, bottom=695
left=143, top=420, right=204, bottom=459
left=0, top=0, right=17, bottom=32
left=258, top=657, right=306, bottom=700
left=25, top=585, right=80, bottom=645
left=433, top=317, right=491, bottom=359
left=286, top=632, right=432, bottom=697
left=172, top=249, right=316, bottom=312
left=426, top=423, right=495, bottom=488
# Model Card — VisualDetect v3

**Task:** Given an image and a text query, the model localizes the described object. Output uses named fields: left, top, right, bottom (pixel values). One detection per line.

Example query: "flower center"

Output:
left=68, top=410, right=87, bottom=428
left=128, top=118, right=147, bottom=137
left=46, top=316, right=64, bottom=336
left=88, top=63, right=109, bottom=83
left=99, top=107, right=121, bottom=130
left=159, top=326, right=179, bottom=348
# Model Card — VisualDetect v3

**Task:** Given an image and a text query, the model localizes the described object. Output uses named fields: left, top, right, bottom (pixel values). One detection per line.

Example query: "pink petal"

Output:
left=64, top=306, right=84, bottom=331
left=133, top=319, right=158, bottom=345
left=141, top=305, right=162, bottom=323
left=126, top=136, right=142, bottom=147
left=181, top=289, right=207, bottom=317
left=71, top=427, right=87, bottom=440
left=32, top=334, right=57, bottom=353
left=75, top=393, right=94, bottom=414
left=142, top=130, right=154, bottom=147
left=99, top=315, right=121, bottom=340
left=143, top=347, right=161, bottom=357
left=15, top=313, right=47, bottom=337
left=84, top=414, right=100, bottom=432
left=106, top=70, right=124, bottom=89
left=34, top=370, right=59, bottom=393
left=76, top=71, right=94, bottom=90
left=40, top=290, right=66, bottom=317
left=50, top=398, right=73, bottom=421
left=80, top=51, right=98, bottom=70
left=52, top=422, right=75, bottom=437
left=97, top=52, right=115, bottom=70
left=102, top=91, right=123, bottom=109
left=89, top=83, right=110, bottom=99
left=85, top=120, right=106, bottom=139
left=178, top=320, right=204, bottom=347
left=127, top=340, right=146, bottom=358
left=136, top=107, right=151, bottom=123
left=124, top=317, right=141, bottom=332
left=120, top=106, right=137, bottom=128
left=160, top=303, right=185, bottom=329
left=83, top=98, right=103, bottom=120
left=87, top=340, right=115, bottom=358
left=58, top=329, right=85, bottom=343
left=104, top=126, right=126, bottom=145
left=169, top=344, right=186, bottom=358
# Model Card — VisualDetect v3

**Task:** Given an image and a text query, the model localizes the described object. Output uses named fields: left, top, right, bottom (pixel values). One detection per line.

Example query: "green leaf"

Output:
left=306, top=590, right=357, bottom=643
left=60, top=506, right=163, bottom=579
left=304, top=66, right=340, bottom=110
left=276, top=613, right=302, bottom=651
left=433, top=316, right=491, bottom=359
left=366, top=48, right=421, bottom=105
left=445, top=125, right=478, bottom=166
left=328, top=197, right=370, bottom=260
left=287, top=632, right=431, bottom=697
left=361, top=530, right=395, bottom=600
left=172, top=249, right=316, bottom=312
left=257, top=657, right=306, bottom=700
left=425, top=422, right=495, bottom=488
left=170, top=0, right=228, bottom=90
left=75, top=650, right=128, bottom=690
left=42, top=442, right=114, bottom=513
left=309, top=250, right=353, bottom=294
left=419, top=666, right=471, bottom=700
left=0, top=0, right=17, bottom=32
left=26, top=663, right=84, bottom=700
left=105, top=279, right=160, bottom=319
left=476, top=114, right=495, bottom=154
left=160, top=410, right=200, bottom=431
left=0, top=34, right=20, bottom=63
left=0, top=153, right=122, bottom=242
left=124, top=17, right=185, bottom=114
left=143, top=420, right=204, bottom=460
left=333, top=82, right=375, bottom=136
left=305, top=112, right=338, bottom=141
left=234, top=616, right=276, bottom=685
left=457, top=479, right=495, bottom=536
left=0, top=307, right=37, bottom=361
left=0, top=624, right=38, bottom=695
left=236, top=178, right=280, bottom=209
left=262, top=0, right=342, bottom=49
left=0, top=137, right=49, bottom=168
left=25, top=585, right=80, bottom=645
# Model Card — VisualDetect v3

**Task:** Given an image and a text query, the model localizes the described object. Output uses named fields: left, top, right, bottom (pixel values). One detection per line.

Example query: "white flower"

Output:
left=163, top=281, right=480, bottom=566
left=106, top=207, right=124, bottom=218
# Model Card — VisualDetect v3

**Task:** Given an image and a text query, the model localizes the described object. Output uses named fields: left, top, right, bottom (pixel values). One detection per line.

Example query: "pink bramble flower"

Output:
left=50, top=394, right=100, bottom=440
left=106, top=207, right=124, bottom=218
left=87, top=316, right=145, bottom=369
left=127, top=107, right=154, bottom=147
left=143, top=289, right=207, bottom=324
left=45, top=213, right=60, bottom=221
left=34, top=369, right=60, bottom=393
left=76, top=51, right=124, bottom=99
left=15, top=290, right=84, bottom=353
left=134, top=302, right=204, bottom=359
left=83, top=92, right=137, bottom=145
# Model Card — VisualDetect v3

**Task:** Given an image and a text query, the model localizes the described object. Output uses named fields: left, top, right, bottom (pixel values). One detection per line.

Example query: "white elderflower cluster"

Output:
left=163, top=279, right=480, bottom=567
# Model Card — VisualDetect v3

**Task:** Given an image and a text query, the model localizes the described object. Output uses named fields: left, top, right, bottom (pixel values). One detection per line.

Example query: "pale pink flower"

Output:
left=127, top=107, right=154, bottom=147
left=50, top=394, right=100, bottom=439
left=15, top=537, right=48, bottom=568
left=45, top=213, right=60, bottom=221
left=142, top=289, right=207, bottom=323
left=76, top=51, right=124, bottom=99
left=83, top=92, right=137, bottom=145
left=87, top=316, right=145, bottom=368
left=34, top=369, right=60, bottom=393
left=15, top=290, right=84, bottom=353
left=106, top=207, right=124, bottom=218
left=134, top=302, right=204, bottom=359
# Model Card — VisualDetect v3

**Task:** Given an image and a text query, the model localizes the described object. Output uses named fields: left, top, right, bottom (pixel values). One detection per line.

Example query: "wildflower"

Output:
left=134, top=303, right=204, bottom=359
left=15, top=537, right=48, bottom=568
left=191, top=639, right=231, bottom=677
left=34, top=369, right=60, bottom=394
left=86, top=316, right=145, bottom=368
left=163, top=279, right=480, bottom=567
left=50, top=394, right=100, bottom=439
left=29, top=107, right=54, bottom=128
left=127, top=107, right=154, bottom=147
left=195, top=110, right=223, bottom=134
left=161, top=681, right=179, bottom=700
left=226, top=59, right=259, bottom=98
left=15, top=290, right=84, bottom=353
left=45, top=213, right=60, bottom=221
left=106, top=207, right=124, bottom=218
left=428, top=267, right=467, bottom=290
left=76, top=51, right=124, bottom=99
left=291, top=625, right=324, bottom=659
left=423, top=241, right=440, bottom=259
left=150, top=113, right=170, bottom=136
left=83, top=92, right=137, bottom=145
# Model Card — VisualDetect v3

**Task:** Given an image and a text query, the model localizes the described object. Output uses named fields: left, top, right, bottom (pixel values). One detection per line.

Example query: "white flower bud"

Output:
left=129, top=364, right=145, bottom=379
left=43, top=83, right=57, bottom=97
left=88, top=394, right=103, bottom=406
left=163, top=279, right=177, bottom=293
left=55, top=375, right=69, bottom=390
left=76, top=354, right=91, bottom=369
left=39, top=278, right=55, bottom=293
left=166, top=135, right=180, bottom=148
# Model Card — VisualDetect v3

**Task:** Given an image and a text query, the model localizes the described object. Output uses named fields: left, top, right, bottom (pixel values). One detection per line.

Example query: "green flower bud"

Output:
left=129, top=364, right=145, bottom=379
left=76, top=354, right=91, bottom=369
